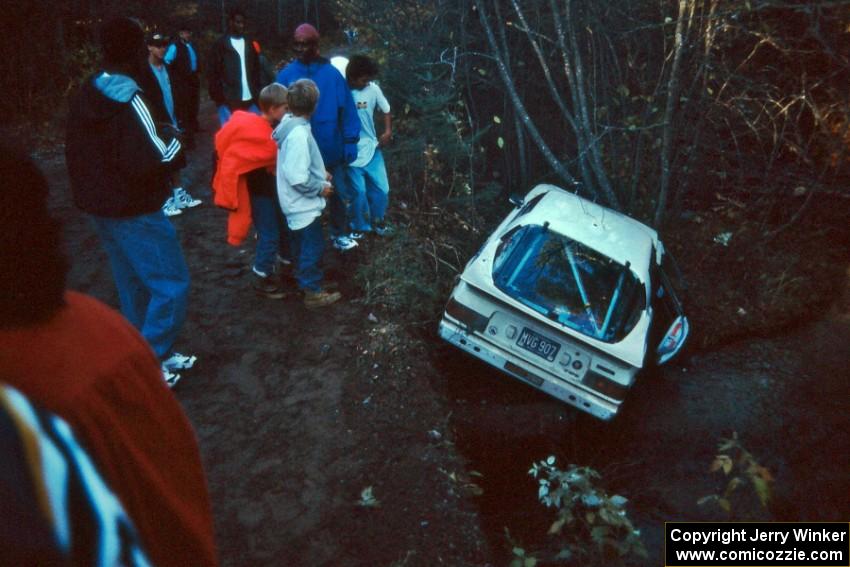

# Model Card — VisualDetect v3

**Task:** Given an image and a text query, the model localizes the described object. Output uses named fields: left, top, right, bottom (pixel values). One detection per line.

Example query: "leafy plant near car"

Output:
left=509, top=456, right=646, bottom=565
left=699, top=432, right=774, bottom=520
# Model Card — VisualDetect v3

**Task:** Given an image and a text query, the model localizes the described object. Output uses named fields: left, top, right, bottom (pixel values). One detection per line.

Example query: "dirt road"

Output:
left=40, top=98, right=848, bottom=566
left=44, top=104, right=491, bottom=566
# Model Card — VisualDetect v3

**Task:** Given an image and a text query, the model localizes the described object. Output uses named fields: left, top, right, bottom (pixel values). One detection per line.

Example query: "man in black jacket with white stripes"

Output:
left=65, top=16, right=196, bottom=387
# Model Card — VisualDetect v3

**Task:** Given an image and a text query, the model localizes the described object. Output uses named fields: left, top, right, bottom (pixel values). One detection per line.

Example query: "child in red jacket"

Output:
left=212, top=83, right=290, bottom=297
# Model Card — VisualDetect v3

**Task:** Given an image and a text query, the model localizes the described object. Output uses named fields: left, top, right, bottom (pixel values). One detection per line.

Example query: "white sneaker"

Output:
left=162, top=365, right=182, bottom=388
left=162, top=352, right=197, bottom=371
left=162, top=197, right=182, bottom=217
left=332, top=235, right=358, bottom=251
left=173, top=187, right=202, bottom=209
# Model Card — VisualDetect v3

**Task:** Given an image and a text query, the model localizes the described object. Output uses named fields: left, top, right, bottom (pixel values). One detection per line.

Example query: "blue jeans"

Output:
left=248, top=184, right=286, bottom=276
left=347, top=149, right=390, bottom=231
left=328, top=163, right=352, bottom=238
left=91, top=211, right=190, bottom=359
left=217, top=103, right=260, bottom=127
left=289, top=217, right=324, bottom=292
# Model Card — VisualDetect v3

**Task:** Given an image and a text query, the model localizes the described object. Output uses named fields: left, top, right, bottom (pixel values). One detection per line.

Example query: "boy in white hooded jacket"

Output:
left=273, top=79, right=342, bottom=308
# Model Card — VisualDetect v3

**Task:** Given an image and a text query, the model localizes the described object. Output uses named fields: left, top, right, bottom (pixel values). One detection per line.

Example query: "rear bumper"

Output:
left=438, top=318, right=620, bottom=420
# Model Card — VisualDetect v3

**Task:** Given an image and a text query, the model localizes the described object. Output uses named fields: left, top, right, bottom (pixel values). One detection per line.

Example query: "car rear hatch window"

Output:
left=492, top=224, right=645, bottom=343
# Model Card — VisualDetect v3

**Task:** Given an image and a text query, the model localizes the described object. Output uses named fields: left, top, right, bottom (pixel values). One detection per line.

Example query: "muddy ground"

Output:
left=39, top=100, right=849, bottom=566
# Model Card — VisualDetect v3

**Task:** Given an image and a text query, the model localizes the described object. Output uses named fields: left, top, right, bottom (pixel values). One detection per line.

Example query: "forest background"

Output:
left=5, top=0, right=850, bottom=344
left=4, top=1, right=849, bottom=564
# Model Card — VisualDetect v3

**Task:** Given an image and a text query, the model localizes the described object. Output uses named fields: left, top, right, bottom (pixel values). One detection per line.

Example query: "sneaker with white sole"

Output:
left=332, top=235, right=358, bottom=251
left=349, top=231, right=366, bottom=240
left=173, top=187, right=202, bottom=209
left=162, top=352, right=197, bottom=371
left=162, top=197, right=182, bottom=217
left=162, top=365, right=182, bottom=388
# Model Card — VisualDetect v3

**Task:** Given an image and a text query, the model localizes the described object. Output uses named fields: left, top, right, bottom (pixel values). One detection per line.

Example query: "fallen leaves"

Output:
left=357, top=486, right=381, bottom=508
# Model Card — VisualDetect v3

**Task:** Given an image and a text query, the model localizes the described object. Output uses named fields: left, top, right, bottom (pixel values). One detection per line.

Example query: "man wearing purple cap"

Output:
left=276, top=23, right=361, bottom=252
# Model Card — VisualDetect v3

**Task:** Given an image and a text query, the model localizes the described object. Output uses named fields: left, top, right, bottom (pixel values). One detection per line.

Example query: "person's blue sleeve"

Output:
left=164, top=44, right=177, bottom=65
left=341, top=77, right=360, bottom=145
left=339, top=75, right=360, bottom=163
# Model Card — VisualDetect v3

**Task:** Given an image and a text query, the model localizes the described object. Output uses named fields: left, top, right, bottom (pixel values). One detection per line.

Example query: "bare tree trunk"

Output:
left=549, top=0, right=620, bottom=209
left=473, top=0, right=582, bottom=191
left=563, top=0, right=620, bottom=209
left=508, top=0, right=596, bottom=194
left=654, top=0, right=690, bottom=227
left=514, top=112, right=528, bottom=189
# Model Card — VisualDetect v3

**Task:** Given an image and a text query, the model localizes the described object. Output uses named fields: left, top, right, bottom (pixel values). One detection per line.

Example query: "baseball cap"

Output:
left=147, top=32, right=169, bottom=47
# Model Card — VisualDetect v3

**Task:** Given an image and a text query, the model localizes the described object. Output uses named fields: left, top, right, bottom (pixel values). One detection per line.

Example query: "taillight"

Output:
left=582, top=371, right=628, bottom=401
left=445, top=298, right=489, bottom=333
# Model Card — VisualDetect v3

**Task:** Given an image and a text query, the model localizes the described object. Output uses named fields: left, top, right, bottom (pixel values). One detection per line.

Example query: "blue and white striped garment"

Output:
left=0, top=384, right=153, bottom=567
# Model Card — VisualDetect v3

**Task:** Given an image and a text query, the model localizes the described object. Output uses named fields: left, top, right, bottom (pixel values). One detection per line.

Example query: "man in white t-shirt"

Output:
left=207, top=8, right=262, bottom=126
left=345, top=55, right=393, bottom=236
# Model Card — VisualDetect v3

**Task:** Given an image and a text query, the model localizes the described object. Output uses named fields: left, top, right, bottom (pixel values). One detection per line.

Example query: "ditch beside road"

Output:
left=38, top=99, right=849, bottom=565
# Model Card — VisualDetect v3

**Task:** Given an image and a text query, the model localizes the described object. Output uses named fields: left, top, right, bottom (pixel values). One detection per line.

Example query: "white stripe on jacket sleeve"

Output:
left=130, top=95, right=181, bottom=162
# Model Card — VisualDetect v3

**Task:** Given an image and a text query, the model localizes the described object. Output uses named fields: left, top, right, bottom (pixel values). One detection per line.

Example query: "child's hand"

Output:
left=325, top=170, right=333, bottom=182
left=379, top=131, right=393, bottom=147
left=321, top=182, right=334, bottom=198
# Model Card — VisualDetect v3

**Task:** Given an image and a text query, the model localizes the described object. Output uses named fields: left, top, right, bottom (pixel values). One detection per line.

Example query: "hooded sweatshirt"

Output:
left=275, top=58, right=360, bottom=168
left=66, top=71, right=182, bottom=217
left=272, top=115, right=329, bottom=230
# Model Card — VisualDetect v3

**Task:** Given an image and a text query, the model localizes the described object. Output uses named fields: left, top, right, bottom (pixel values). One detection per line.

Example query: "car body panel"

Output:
left=439, top=184, right=690, bottom=420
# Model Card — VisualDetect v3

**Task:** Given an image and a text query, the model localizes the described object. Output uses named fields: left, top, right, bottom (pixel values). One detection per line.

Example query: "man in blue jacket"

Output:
left=276, top=23, right=360, bottom=252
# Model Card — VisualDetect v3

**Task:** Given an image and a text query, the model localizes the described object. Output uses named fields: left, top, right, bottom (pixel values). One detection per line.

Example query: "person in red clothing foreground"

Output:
left=0, top=144, right=218, bottom=566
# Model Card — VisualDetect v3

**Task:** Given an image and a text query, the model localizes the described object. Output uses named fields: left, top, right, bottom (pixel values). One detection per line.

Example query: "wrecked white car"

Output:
left=438, top=184, right=689, bottom=420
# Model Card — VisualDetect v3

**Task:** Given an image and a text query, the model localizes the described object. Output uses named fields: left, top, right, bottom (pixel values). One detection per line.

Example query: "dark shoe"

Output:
left=304, top=289, right=342, bottom=308
left=253, top=274, right=288, bottom=299
left=374, top=221, right=393, bottom=236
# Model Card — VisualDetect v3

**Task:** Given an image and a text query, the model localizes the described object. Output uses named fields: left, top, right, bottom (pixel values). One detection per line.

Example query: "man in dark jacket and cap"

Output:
left=65, top=16, right=196, bottom=388
left=165, top=22, right=202, bottom=136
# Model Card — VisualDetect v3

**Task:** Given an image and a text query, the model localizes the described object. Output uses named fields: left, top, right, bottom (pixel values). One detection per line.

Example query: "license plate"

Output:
left=516, top=328, right=561, bottom=362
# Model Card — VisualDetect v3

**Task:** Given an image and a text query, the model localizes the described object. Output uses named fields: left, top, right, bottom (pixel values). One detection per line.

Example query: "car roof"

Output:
left=514, top=184, right=659, bottom=281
